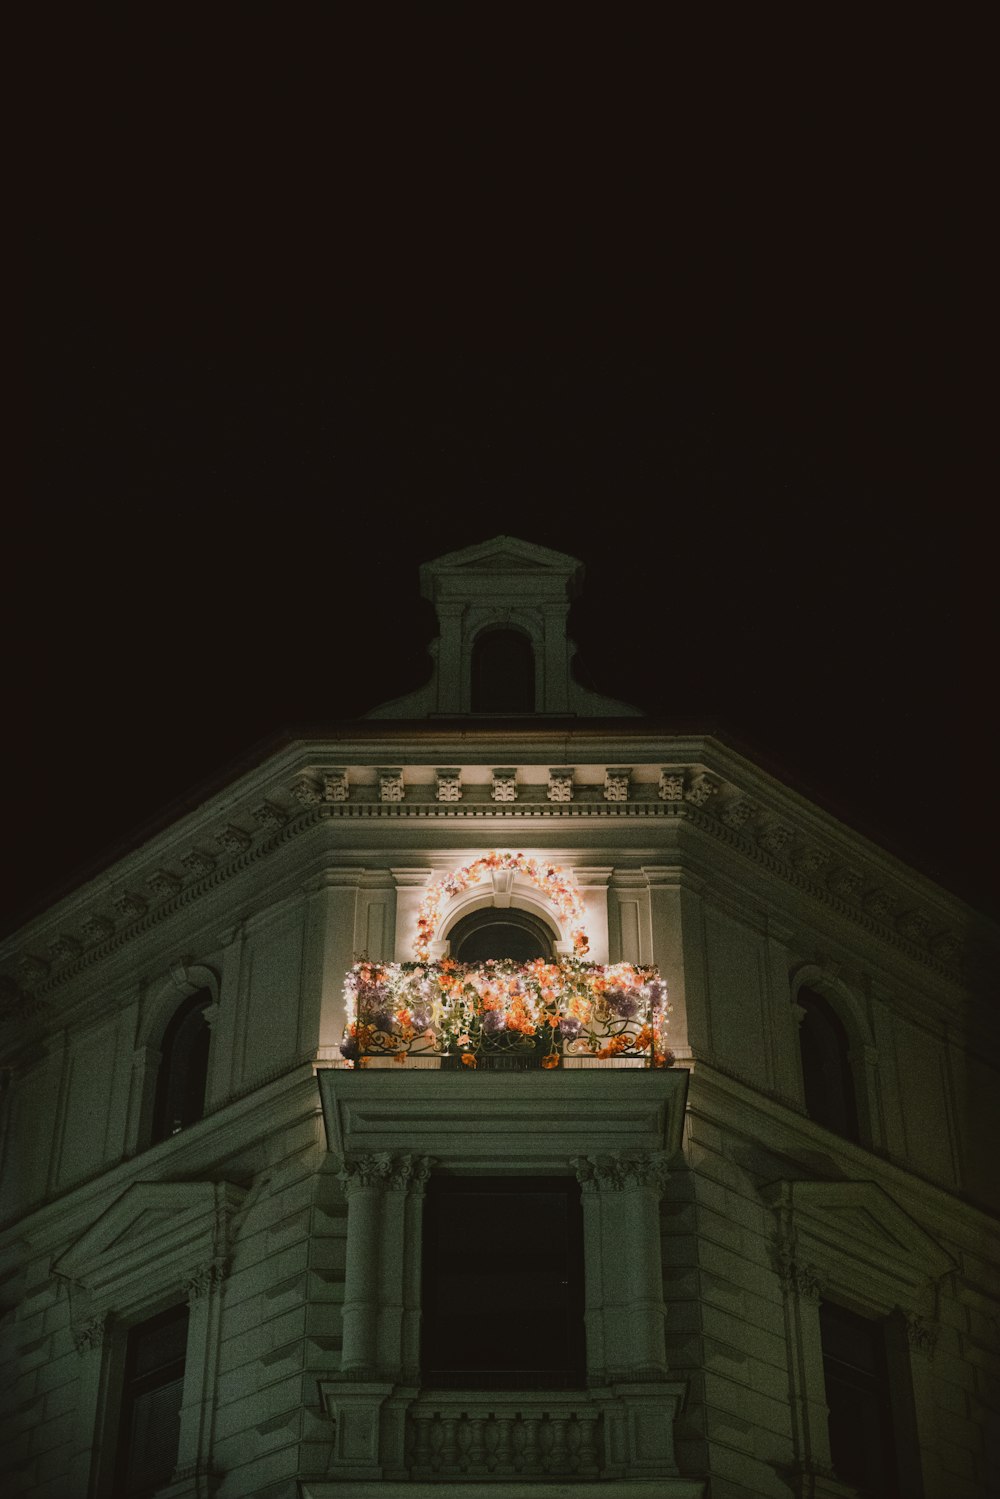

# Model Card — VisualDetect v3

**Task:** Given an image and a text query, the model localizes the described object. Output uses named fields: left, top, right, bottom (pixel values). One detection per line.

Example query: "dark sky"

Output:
left=13, top=16, right=992, bottom=933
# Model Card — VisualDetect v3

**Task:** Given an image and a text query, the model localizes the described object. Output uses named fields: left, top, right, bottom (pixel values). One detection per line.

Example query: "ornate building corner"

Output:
left=683, top=772, right=718, bottom=807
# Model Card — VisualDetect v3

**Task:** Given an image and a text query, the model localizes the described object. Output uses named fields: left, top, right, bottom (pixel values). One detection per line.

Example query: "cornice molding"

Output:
left=3, top=757, right=988, bottom=1017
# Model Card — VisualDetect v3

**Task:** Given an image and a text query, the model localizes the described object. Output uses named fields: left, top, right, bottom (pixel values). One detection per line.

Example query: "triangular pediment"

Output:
left=762, top=1179, right=954, bottom=1305
left=422, top=535, right=583, bottom=582
left=55, top=1181, right=245, bottom=1302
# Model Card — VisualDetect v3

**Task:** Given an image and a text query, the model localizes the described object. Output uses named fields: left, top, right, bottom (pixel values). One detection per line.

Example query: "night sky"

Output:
left=13, top=17, right=991, bottom=935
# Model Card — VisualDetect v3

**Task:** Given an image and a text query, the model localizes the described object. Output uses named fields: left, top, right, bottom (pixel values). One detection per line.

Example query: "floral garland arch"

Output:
left=415, top=851, right=589, bottom=961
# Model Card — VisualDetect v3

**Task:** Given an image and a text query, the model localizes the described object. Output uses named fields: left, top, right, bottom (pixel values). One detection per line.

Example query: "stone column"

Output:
left=777, top=1253, right=839, bottom=1487
left=574, top=1152, right=671, bottom=1381
left=339, top=1155, right=389, bottom=1375
left=68, top=1312, right=110, bottom=1499
left=172, top=1261, right=227, bottom=1486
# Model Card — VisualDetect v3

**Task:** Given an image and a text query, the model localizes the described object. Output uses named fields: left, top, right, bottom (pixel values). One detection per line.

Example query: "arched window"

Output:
left=150, top=990, right=211, bottom=1145
left=446, top=908, right=554, bottom=963
left=798, top=986, right=860, bottom=1143
left=471, top=628, right=535, bottom=713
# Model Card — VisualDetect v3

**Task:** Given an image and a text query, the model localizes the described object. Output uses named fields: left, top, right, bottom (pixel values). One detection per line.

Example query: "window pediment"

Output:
left=762, top=1179, right=953, bottom=1312
left=54, top=1180, right=245, bottom=1312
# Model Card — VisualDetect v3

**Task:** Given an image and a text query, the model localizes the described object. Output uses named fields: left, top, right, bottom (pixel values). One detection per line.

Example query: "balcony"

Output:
left=339, top=958, right=673, bottom=1071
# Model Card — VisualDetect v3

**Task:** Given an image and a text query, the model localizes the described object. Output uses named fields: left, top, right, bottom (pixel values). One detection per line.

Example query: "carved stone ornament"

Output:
left=658, top=770, right=685, bottom=802
left=217, top=825, right=252, bottom=855
left=777, top=1253, right=822, bottom=1303
left=322, top=769, right=349, bottom=803
left=603, top=768, right=632, bottom=803
left=49, top=935, right=82, bottom=963
left=113, top=892, right=147, bottom=920
left=547, top=768, right=574, bottom=803
left=292, top=777, right=324, bottom=807
left=573, top=1152, right=671, bottom=1196
left=905, top=1312, right=939, bottom=1359
left=17, top=955, right=49, bottom=986
left=182, top=850, right=217, bottom=878
left=73, top=1313, right=109, bottom=1356
left=864, top=887, right=894, bottom=921
left=757, top=823, right=792, bottom=856
left=828, top=867, right=863, bottom=902
left=81, top=916, right=114, bottom=945
left=931, top=931, right=961, bottom=964
left=378, top=769, right=405, bottom=803
left=897, top=910, right=931, bottom=945
left=147, top=869, right=182, bottom=898
left=338, top=1152, right=434, bottom=1193
left=718, top=796, right=754, bottom=829
left=435, top=768, right=462, bottom=802
left=185, top=1259, right=228, bottom=1301
left=684, top=773, right=717, bottom=807
left=252, top=801, right=287, bottom=830
left=794, top=845, right=829, bottom=876
left=491, top=768, right=518, bottom=803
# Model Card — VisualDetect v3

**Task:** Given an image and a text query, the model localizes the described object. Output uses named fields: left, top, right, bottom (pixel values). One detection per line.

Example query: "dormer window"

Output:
left=471, top=627, right=535, bottom=713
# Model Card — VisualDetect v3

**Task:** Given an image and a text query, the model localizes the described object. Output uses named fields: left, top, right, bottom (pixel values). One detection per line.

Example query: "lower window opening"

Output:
left=422, top=1176, right=586, bottom=1389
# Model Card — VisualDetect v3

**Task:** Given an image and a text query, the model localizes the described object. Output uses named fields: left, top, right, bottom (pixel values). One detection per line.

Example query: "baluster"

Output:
left=468, top=1416, right=486, bottom=1468
left=566, top=1414, right=581, bottom=1471
left=538, top=1412, right=553, bottom=1469
left=456, top=1414, right=472, bottom=1470
left=496, top=1415, right=514, bottom=1471
left=523, top=1415, right=541, bottom=1472
left=549, top=1414, right=569, bottom=1472
left=579, top=1412, right=601, bottom=1472
left=483, top=1413, right=500, bottom=1471
left=429, top=1413, right=445, bottom=1471
left=442, top=1415, right=459, bottom=1469
left=511, top=1413, right=527, bottom=1471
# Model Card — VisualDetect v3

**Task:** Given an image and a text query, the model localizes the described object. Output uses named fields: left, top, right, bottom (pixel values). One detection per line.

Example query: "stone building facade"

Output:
left=1, top=538, right=997, bottom=1499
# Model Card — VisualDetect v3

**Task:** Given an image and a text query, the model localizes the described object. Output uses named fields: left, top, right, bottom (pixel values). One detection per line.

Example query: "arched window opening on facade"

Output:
left=150, top=990, right=211, bottom=1145
left=798, top=986, right=860, bottom=1143
left=471, top=627, right=535, bottom=713
left=446, top=908, right=554, bottom=963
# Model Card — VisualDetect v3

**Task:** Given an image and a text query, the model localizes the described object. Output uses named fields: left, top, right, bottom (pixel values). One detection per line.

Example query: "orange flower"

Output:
left=393, top=1051, right=408, bottom=1065
left=540, top=1052, right=560, bottom=1069
left=461, top=1053, right=478, bottom=1068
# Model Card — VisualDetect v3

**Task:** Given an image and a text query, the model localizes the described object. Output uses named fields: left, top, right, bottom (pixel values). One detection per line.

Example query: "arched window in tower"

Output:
left=447, top=908, right=554, bottom=963
left=150, top=989, right=212, bottom=1145
left=471, top=627, right=535, bottom=713
left=798, top=986, right=860, bottom=1143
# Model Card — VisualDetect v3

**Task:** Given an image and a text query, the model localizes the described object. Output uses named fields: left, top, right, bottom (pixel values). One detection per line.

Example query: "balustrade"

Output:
left=406, top=1396, right=602, bottom=1478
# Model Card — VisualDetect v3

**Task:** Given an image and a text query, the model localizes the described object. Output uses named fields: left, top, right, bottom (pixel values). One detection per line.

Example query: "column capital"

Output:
left=339, top=1152, right=434, bottom=1194
left=572, top=1151, right=671, bottom=1196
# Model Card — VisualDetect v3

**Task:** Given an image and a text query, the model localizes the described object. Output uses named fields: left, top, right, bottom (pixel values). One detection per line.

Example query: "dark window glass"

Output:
left=471, top=628, right=534, bottom=713
left=422, top=1177, right=585, bottom=1388
left=798, top=987, right=860, bottom=1142
left=115, top=1303, right=188, bottom=1498
left=151, top=990, right=211, bottom=1144
left=820, top=1301, right=900, bottom=1498
left=449, top=909, right=552, bottom=963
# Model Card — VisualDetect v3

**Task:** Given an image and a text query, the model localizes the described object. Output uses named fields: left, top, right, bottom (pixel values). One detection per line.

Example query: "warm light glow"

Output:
left=340, top=957, right=671, bottom=1068
left=416, top=851, right=589, bottom=960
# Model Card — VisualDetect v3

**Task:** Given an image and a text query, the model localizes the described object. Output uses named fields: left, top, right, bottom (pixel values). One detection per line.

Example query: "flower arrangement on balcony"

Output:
left=340, top=957, right=672, bottom=1069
